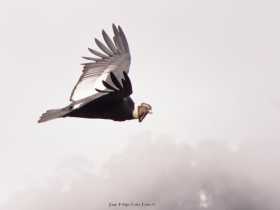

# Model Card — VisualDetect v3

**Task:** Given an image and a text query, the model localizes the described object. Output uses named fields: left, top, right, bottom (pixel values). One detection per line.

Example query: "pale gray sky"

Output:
left=0, top=0, right=280, bottom=206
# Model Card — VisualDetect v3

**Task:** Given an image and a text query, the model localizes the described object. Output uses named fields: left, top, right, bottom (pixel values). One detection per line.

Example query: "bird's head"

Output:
left=133, top=103, right=152, bottom=122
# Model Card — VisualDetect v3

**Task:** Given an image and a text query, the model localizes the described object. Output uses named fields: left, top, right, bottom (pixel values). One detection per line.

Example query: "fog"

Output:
left=2, top=135, right=279, bottom=210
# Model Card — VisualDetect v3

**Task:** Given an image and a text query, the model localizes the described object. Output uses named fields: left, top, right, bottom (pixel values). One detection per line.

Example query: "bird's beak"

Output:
left=138, top=109, right=152, bottom=122
left=138, top=113, right=147, bottom=122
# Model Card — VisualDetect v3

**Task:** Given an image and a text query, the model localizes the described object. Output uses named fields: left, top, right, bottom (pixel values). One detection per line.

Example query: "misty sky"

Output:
left=2, top=137, right=280, bottom=210
left=0, top=0, right=280, bottom=207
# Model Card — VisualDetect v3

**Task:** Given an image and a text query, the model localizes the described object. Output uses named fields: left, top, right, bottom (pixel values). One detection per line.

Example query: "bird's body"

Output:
left=67, top=96, right=135, bottom=121
left=38, top=24, right=152, bottom=123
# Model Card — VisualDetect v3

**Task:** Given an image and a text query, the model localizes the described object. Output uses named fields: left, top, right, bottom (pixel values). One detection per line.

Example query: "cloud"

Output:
left=2, top=136, right=280, bottom=210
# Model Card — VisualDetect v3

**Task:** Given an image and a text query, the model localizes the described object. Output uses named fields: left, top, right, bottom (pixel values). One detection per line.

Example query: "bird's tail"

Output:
left=38, top=105, right=72, bottom=123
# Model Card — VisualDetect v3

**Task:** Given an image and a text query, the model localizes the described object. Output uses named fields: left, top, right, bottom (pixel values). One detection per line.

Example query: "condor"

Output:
left=38, top=24, right=152, bottom=123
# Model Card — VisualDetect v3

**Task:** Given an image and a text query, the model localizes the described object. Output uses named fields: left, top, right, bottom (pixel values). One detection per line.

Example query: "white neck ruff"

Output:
left=132, top=106, right=138, bottom=119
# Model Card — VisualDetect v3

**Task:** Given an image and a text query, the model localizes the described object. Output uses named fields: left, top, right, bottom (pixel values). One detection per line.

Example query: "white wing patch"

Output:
left=71, top=72, right=108, bottom=101
left=71, top=77, right=97, bottom=101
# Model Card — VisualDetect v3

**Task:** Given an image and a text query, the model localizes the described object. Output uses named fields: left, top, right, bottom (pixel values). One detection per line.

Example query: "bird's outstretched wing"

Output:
left=70, top=24, right=131, bottom=103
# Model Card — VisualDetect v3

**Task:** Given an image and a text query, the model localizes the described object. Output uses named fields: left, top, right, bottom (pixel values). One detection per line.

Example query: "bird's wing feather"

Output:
left=95, top=71, right=133, bottom=99
left=72, top=71, right=133, bottom=110
left=70, top=24, right=131, bottom=103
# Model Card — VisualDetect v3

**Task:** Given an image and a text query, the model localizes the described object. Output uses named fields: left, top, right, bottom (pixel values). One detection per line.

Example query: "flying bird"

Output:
left=38, top=24, right=152, bottom=123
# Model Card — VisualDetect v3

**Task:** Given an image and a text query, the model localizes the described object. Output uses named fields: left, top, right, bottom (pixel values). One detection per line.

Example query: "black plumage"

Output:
left=38, top=24, right=152, bottom=123
left=68, top=72, right=134, bottom=121
left=68, top=94, right=135, bottom=121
